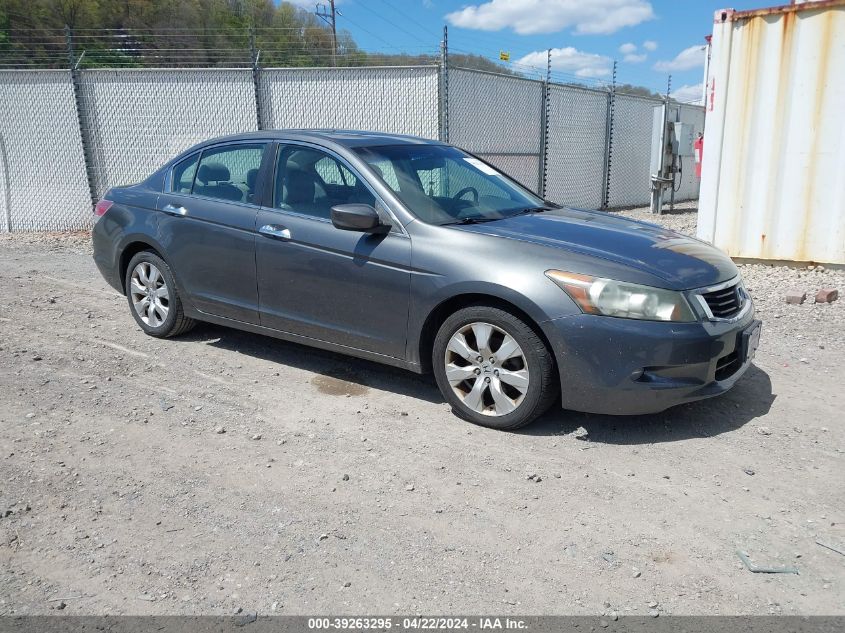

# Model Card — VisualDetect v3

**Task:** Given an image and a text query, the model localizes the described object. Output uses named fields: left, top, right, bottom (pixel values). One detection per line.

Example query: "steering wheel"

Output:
left=452, top=186, right=479, bottom=204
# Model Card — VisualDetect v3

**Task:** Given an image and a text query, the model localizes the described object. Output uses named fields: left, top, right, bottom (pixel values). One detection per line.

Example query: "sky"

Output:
left=286, top=0, right=768, bottom=102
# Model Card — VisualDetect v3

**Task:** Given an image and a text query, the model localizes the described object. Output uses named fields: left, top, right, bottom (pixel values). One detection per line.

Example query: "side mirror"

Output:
left=330, top=204, right=389, bottom=233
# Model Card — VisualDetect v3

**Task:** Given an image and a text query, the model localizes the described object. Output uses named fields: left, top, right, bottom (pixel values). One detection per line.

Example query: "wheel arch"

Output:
left=416, top=292, right=556, bottom=374
left=117, top=238, right=168, bottom=294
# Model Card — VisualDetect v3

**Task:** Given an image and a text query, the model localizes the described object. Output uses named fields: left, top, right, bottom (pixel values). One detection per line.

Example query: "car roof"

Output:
left=202, top=129, right=447, bottom=149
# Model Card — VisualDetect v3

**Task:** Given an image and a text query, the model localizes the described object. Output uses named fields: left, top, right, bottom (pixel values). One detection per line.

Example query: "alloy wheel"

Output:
left=129, top=262, right=170, bottom=328
left=444, top=321, right=529, bottom=416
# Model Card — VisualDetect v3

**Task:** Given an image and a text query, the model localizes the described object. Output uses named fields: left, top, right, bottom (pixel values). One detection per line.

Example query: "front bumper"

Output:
left=540, top=307, right=758, bottom=415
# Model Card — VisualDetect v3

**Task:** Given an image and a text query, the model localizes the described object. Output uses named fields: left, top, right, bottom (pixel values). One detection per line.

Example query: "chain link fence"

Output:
left=0, top=63, right=703, bottom=232
left=608, top=93, right=659, bottom=208
left=259, top=66, right=439, bottom=138
left=545, top=84, right=611, bottom=209
left=0, top=70, right=91, bottom=231
left=448, top=68, right=544, bottom=192
left=77, top=69, right=258, bottom=199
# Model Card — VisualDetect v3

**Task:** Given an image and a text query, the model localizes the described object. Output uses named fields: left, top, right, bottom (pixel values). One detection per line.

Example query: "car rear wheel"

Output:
left=125, top=251, right=195, bottom=338
left=433, top=306, right=558, bottom=430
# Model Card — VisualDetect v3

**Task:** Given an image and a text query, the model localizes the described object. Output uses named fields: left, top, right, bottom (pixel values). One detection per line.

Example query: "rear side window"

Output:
left=172, top=154, right=198, bottom=193
left=193, top=143, right=266, bottom=204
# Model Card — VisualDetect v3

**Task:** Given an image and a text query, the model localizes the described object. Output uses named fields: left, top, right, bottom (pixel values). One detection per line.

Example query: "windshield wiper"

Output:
left=440, top=217, right=501, bottom=226
left=442, top=202, right=561, bottom=225
left=510, top=205, right=556, bottom=217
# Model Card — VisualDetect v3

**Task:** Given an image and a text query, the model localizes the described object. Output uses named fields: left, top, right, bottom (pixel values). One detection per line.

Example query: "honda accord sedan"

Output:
left=92, top=130, right=760, bottom=429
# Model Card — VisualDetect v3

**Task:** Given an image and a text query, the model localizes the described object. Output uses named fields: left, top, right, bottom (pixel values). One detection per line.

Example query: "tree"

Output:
left=55, top=0, right=96, bottom=30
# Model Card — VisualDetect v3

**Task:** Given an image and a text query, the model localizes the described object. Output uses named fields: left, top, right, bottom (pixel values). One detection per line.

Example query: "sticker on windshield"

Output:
left=463, top=157, right=500, bottom=176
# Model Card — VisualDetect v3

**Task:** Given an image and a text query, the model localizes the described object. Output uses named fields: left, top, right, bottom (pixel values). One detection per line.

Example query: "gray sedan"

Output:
left=92, top=130, right=760, bottom=429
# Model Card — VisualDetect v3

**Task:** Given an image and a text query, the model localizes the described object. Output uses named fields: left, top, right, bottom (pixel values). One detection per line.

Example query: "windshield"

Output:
left=353, top=144, right=548, bottom=225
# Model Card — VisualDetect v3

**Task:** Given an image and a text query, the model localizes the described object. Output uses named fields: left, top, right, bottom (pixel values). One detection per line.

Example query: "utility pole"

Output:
left=316, top=1, right=337, bottom=67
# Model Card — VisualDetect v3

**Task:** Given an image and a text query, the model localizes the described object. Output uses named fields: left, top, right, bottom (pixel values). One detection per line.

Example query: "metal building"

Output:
left=697, top=0, right=845, bottom=265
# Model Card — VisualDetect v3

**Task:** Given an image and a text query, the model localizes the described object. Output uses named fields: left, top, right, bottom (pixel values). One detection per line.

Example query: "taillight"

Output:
left=94, top=199, right=113, bottom=220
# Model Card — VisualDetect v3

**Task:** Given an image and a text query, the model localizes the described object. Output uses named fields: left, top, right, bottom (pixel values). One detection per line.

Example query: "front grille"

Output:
left=715, top=350, right=741, bottom=381
left=701, top=283, right=742, bottom=319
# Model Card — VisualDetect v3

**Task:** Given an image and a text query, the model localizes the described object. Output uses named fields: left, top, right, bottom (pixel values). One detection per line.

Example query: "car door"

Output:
left=157, top=141, right=270, bottom=325
left=255, top=143, right=411, bottom=359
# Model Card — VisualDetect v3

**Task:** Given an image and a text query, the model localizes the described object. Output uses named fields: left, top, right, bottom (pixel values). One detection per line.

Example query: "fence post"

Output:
left=537, top=49, right=551, bottom=198
left=250, top=26, right=265, bottom=130
left=439, top=25, right=449, bottom=143
left=65, top=25, right=99, bottom=207
left=600, top=60, right=617, bottom=210
left=1, top=135, right=11, bottom=232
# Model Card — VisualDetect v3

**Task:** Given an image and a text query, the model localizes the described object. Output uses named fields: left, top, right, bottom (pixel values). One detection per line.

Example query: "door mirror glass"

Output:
left=331, top=204, right=389, bottom=233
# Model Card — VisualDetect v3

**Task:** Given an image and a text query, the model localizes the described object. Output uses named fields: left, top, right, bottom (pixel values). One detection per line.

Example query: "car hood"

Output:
left=452, top=207, right=738, bottom=290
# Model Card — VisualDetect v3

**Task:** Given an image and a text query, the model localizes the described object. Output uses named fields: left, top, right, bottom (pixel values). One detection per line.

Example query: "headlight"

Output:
left=545, top=270, right=696, bottom=322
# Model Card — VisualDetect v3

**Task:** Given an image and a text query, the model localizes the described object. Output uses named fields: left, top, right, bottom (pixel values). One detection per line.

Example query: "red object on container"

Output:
left=693, top=134, right=704, bottom=178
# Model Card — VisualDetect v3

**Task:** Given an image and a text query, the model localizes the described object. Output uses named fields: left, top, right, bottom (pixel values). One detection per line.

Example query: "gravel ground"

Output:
left=613, top=200, right=699, bottom=236
left=0, top=218, right=843, bottom=617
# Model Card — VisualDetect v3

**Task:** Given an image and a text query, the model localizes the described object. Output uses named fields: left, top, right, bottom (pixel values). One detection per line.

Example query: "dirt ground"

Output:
left=1, top=211, right=843, bottom=617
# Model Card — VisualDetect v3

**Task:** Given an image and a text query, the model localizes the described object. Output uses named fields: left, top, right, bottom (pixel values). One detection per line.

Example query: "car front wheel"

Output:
left=125, top=251, right=195, bottom=338
left=432, top=306, right=558, bottom=430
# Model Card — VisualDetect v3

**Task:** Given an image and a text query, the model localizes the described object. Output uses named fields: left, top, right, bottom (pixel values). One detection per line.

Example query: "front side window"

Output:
left=354, top=144, right=545, bottom=225
left=275, top=145, right=375, bottom=219
left=193, top=143, right=266, bottom=203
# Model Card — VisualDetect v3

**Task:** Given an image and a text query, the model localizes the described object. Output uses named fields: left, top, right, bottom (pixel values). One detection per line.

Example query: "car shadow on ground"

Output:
left=174, top=322, right=444, bottom=404
left=174, top=323, right=774, bottom=444
left=525, top=364, right=775, bottom=444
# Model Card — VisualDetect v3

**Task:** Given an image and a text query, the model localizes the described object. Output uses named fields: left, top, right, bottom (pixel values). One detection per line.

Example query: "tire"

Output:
left=432, top=305, right=558, bottom=430
left=124, top=250, right=195, bottom=338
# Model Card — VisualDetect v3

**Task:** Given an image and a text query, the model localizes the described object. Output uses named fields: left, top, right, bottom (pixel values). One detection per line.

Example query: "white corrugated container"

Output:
left=698, top=0, right=845, bottom=265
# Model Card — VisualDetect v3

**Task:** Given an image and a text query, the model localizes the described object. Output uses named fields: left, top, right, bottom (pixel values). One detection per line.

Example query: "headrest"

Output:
left=246, top=168, right=259, bottom=190
left=285, top=168, right=315, bottom=204
left=198, top=163, right=230, bottom=184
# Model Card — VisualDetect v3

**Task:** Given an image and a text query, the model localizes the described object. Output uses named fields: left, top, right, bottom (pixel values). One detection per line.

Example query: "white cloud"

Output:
left=516, top=47, right=613, bottom=78
left=623, top=53, right=646, bottom=63
left=445, top=0, right=654, bottom=35
left=654, top=44, right=706, bottom=72
left=670, top=83, right=703, bottom=104
left=642, top=40, right=658, bottom=51
left=619, top=42, right=637, bottom=54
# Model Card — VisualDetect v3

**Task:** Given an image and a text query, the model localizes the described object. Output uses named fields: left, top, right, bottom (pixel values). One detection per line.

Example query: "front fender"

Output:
left=406, top=276, right=581, bottom=368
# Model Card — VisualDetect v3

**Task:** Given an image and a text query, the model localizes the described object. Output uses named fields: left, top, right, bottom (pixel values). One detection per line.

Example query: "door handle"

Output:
left=162, top=203, right=188, bottom=217
left=259, top=224, right=291, bottom=240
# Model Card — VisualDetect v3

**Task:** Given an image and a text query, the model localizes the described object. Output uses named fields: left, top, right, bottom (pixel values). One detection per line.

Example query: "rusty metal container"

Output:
left=697, top=1, right=845, bottom=265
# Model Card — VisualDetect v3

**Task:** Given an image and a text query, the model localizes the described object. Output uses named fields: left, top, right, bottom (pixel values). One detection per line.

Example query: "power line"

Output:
left=372, top=0, right=443, bottom=40
left=332, top=11, right=401, bottom=52
left=355, top=1, right=437, bottom=49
